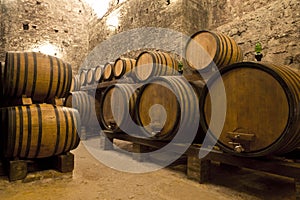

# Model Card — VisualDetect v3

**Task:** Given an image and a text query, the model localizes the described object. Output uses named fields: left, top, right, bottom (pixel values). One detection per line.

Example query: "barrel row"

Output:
left=97, top=62, right=300, bottom=157
left=79, top=50, right=182, bottom=88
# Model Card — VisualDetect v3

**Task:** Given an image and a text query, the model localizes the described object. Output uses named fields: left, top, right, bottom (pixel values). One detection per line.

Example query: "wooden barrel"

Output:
left=103, top=62, right=114, bottom=81
left=79, top=70, right=87, bottom=86
left=100, top=84, right=138, bottom=132
left=114, top=58, right=136, bottom=79
left=2, top=52, right=72, bottom=102
left=134, top=51, right=179, bottom=82
left=0, top=104, right=80, bottom=159
left=70, top=75, right=81, bottom=92
left=136, top=76, right=201, bottom=141
left=94, top=65, right=103, bottom=83
left=65, top=91, right=100, bottom=127
left=185, top=30, right=243, bottom=71
left=86, top=68, right=96, bottom=85
left=201, top=62, right=300, bottom=157
left=0, top=61, right=4, bottom=98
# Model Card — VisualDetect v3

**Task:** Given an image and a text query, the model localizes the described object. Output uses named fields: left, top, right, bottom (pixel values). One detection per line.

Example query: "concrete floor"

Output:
left=0, top=139, right=296, bottom=200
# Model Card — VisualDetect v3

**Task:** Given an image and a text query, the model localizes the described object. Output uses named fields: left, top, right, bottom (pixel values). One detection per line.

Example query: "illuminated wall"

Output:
left=0, top=0, right=93, bottom=72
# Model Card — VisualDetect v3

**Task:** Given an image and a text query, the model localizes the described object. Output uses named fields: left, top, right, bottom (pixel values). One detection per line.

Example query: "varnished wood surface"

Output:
left=0, top=104, right=80, bottom=159
left=65, top=91, right=100, bottom=127
left=202, top=62, right=300, bottom=156
left=103, top=62, right=114, bottom=81
left=80, top=70, right=87, bottom=86
left=70, top=75, right=81, bottom=92
left=94, top=65, right=103, bottom=83
left=114, top=58, right=136, bottom=78
left=2, top=52, right=72, bottom=102
left=100, top=84, right=138, bottom=132
left=135, top=51, right=179, bottom=82
left=185, top=31, right=243, bottom=71
left=86, top=68, right=95, bottom=85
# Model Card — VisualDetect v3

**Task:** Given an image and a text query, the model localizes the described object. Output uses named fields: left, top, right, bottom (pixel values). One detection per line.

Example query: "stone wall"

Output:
left=85, top=0, right=187, bottom=68
left=215, top=0, right=300, bottom=69
left=87, top=0, right=299, bottom=70
left=0, top=0, right=93, bottom=72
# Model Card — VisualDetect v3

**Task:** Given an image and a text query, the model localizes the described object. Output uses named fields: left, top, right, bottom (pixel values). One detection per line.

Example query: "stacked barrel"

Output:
left=80, top=29, right=300, bottom=157
left=0, top=51, right=80, bottom=159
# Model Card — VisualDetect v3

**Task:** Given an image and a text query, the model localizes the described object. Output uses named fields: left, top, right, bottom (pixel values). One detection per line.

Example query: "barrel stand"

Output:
left=1, top=152, right=74, bottom=182
left=185, top=146, right=300, bottom=199
left=101, top=131, right=300, bottom=199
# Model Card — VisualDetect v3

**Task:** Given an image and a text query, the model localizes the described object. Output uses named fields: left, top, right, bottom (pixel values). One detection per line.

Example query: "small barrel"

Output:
left=201, top=62, right=300, bottom=157
left=86, top=68, right=96, bottom=85
left=114, top=58, right=136, bottom=79
left=94, top=65, right=103, bottom=83
left=79, top=70, right=88, bottom=86
left=103, top=62, right=114, bottom=81
left=65, top=91, right=100, bottom=127
left=185, top=30, right=243, bottom=71
left=100, top=84, right=138, bottom=132
left=2, top=52, right=72, bottom=102
left=0, top=104, right=80, bottom=159
left=136, top=76, right=202, bottom=141
left=70, top=75, right=81, bottom=92
left=134, top=51, right=179, bottom=82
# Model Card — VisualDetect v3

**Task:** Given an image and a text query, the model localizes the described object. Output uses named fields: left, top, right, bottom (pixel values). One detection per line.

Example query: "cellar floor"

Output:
left=0, top=139, right=296, bottom=200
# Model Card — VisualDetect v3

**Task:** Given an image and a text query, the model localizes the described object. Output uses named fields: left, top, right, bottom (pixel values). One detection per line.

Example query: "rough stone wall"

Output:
left=86, top=0, right=186, bottom=67
left=87, top=0, right=299, bottom=70
left=215, top=0, right=300, bottom=69
left=0, top=0, right=93, bottom=72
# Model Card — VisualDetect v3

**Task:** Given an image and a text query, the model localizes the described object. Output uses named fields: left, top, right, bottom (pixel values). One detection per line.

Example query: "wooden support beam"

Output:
left=187, top=156, right=211, bottom=183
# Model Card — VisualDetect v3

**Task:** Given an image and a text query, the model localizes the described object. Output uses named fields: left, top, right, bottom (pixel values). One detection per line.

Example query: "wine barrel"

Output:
left=100, top=84, right=138, bottom=132
left=0, top=104, right=80, bottom=159
left=86, top=68, right=96, bottom=85
left=2, top=52, right=72, bottom=102
left=65, top=91, right=100, bottom=127
left=201, top=62, right=300, bottom=157
left=94, top=65, right=103, bottom=83
left=103, top=62, right=114, bottom=81
left=114, top=58, right=136, bottom=79
left=134, top=51, right=179, bottom=82
left=136, top=76, right=201, bottom=141
left=79, top=70, right=87, bottom=86
left=185, top=30, right=243, bottom=71
left=70, top=75, right=81, bottom=92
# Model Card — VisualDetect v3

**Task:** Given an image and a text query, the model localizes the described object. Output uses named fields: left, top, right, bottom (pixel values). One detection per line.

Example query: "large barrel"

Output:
left=185, top=30, right=243, bottom=71
left=65, top=91, right=100, bottom=127
left=86, top=68, right=95, bottom=85
left=136, top=76, right=202, bottom=141
left=2, top=52, right=72, bottom=102
left=134, top=51, right=179, bottom=82
left=201, top=62, right=300, bottom=157
left=79, top=70, right=87, bottom=86
left=70, top=75, right=81, bottom=92
left=94, top=65, right=103, bottom=83
left=103, top=62, right=114, bottom=81
left=0, top=104, right=80, bottom=159
left=114, top=58, right=136, bottom=79
left=100, top=84, right=138, bottom=132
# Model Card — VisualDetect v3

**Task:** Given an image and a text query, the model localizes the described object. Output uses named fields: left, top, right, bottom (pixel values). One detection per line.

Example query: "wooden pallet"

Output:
left=0, top=152, right=74, bottom=181
left=101, top=131, right=300, bottom=199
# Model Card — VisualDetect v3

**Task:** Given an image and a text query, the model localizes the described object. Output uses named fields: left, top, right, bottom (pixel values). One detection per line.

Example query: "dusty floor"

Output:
left=0, top=138, right=296, bottom=200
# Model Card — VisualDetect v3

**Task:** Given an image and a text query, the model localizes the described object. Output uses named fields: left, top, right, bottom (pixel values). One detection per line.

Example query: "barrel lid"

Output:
left=185, top=30, right=218, bottom=71
left=135, top=51, right=156, bottom=81
left=137, top=77, right=180, bottom=138
left=114, top=58, right=124, bottom=77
